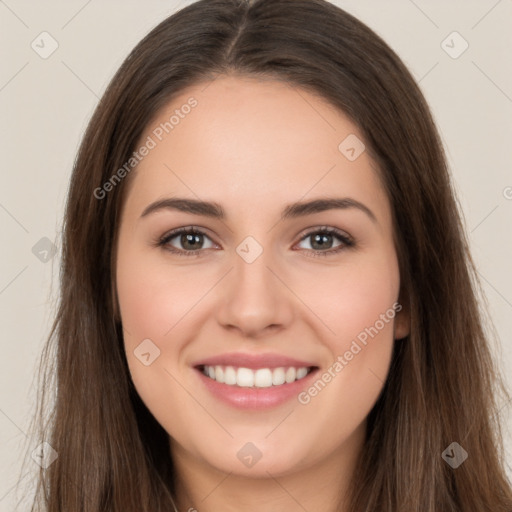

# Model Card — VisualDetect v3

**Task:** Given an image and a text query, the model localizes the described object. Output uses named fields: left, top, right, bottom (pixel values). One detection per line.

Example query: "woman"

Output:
left=30, top=0, right=512, bottom=510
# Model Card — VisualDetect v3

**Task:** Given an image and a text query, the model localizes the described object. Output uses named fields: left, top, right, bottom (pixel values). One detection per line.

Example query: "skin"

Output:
left=116, top=75, right=410, bottom=512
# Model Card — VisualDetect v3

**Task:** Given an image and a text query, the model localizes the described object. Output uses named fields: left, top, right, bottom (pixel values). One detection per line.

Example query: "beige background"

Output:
left=1, top=0, right=511, bottom=509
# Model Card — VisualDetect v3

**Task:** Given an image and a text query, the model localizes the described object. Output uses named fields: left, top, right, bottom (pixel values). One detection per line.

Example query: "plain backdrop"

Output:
left=1, top=0, right=511, bottom=509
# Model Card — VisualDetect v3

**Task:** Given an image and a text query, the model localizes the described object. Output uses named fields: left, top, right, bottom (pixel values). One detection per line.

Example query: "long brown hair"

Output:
left=29, top=0, right=512, bottom=510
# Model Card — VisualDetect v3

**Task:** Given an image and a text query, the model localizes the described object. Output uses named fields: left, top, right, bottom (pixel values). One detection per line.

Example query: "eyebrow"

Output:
left=140, top=197, right=377, bottom=223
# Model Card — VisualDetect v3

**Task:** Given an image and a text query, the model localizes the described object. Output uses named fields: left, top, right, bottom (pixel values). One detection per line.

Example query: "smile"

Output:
left=200, top=365, right=314, bottom=388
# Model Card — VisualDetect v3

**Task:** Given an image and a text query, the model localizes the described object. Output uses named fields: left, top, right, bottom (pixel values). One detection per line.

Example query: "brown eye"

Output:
left=296, top=227, right=354, bottom=257
left=159, top=227, right=216, bottom=256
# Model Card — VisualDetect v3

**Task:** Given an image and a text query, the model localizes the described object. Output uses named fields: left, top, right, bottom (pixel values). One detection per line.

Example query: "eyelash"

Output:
left=156, top=226, right=355, bottom=259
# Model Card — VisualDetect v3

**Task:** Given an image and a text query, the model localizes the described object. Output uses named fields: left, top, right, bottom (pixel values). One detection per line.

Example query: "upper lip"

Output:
left=192, top=352, right=318, bottom=370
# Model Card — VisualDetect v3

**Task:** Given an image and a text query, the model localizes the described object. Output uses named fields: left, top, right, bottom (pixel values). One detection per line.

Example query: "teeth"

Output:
left=237, top=367, right=254, bottom=387
left=224, top=366, right=237, bottom=385
left=254, top=368, right=272, bottom=388
left=296, top=367, right=308, bottom=379
left=272, top=367, right=286, bottom=386
left=285, top=367, right=296, bottom=383
left=215, top=366, right=224, bottom=383
left=202, top=365, right=312, bottom=387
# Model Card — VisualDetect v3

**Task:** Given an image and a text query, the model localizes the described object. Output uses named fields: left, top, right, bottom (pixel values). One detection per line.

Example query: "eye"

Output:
left=157, top=227, right=217, bottom=257
left=295, top=227, right=354, bottom=257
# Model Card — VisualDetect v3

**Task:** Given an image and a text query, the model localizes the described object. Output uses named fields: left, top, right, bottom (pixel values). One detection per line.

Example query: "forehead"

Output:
left=123, top=75, right=390, bottom=225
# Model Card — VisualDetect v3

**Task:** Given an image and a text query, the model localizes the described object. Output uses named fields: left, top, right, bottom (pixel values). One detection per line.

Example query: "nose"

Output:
left=215, top=246, right=294, bottom=339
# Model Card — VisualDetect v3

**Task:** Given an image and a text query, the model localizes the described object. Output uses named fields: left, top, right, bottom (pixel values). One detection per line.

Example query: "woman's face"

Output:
left=116, top=75, right=409, bottom=478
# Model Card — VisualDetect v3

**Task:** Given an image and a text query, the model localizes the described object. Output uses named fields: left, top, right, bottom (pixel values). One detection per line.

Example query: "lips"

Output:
left=192, top=352, right=319, bottom=409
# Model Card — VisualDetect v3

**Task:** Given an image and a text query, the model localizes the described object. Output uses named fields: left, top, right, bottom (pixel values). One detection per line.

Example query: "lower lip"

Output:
left=195, top=368, right=319, bottom=409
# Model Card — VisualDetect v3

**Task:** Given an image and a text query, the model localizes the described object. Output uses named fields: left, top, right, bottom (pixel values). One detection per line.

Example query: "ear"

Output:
left=393, top=287, right=410, bottom=340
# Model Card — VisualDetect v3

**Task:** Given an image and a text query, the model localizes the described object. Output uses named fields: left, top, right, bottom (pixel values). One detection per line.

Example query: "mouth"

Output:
left=197, top=364, right=316, bottom=388
left=191, top=353, right=320, bottom=409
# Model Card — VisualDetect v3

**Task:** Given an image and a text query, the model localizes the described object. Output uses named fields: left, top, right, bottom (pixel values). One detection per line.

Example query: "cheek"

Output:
left=293, top=250, right=399, bottom=432
left=293, top=247, right=400, bottom=350
left=116, top=247, right=200, bottom=438
left=116, top=247, right=206, bottom=345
